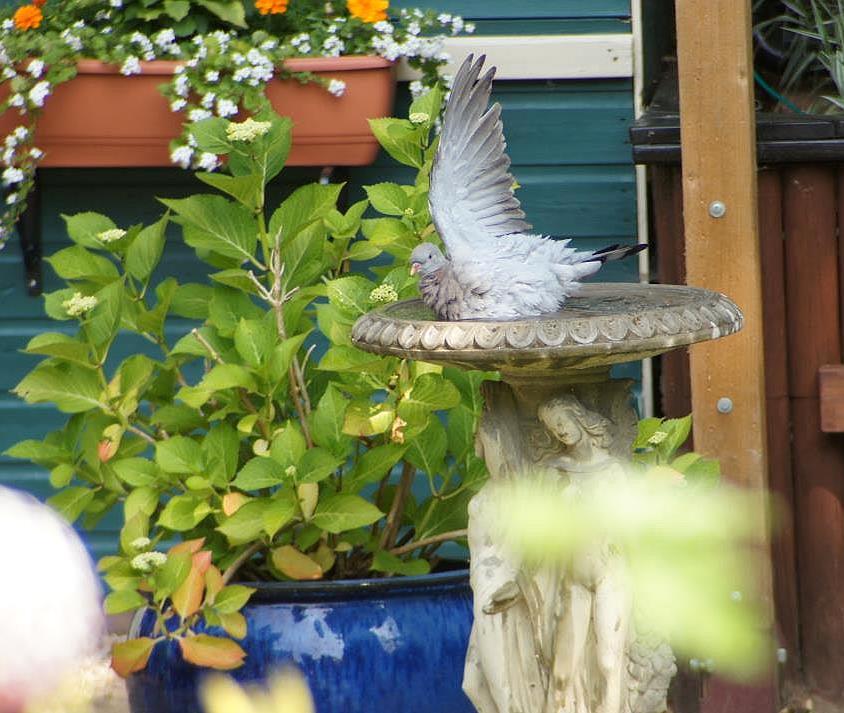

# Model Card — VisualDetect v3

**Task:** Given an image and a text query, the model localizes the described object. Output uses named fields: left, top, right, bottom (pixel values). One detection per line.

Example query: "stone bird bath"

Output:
left=351, top=283, right=743, bottom=713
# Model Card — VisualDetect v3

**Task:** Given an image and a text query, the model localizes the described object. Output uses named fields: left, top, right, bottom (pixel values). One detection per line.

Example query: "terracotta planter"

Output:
left=0, top=56, right=395, bottom=167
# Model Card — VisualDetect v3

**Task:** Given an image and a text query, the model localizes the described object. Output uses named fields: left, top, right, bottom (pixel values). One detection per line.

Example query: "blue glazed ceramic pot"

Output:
left=126, top=570, right=475, bottom=713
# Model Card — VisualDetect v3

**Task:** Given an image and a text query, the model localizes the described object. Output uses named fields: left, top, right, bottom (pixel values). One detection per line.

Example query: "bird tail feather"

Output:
left=585, top=243, right=647, bottom=264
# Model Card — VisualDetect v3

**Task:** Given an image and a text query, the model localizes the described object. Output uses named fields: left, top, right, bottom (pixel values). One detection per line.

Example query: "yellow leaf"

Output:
left=199, top=674, right=257, bottom=713
left=169, top=537, right=206, bottom=556
left=222, top=492, right=250, bottom=516
left=204, top=564, right=225, bottom=605
left=271, top=545, right=323, bottom=580
left=311, top=542, right=336, bottom=574
left=179, top=634, right=246, bottom=670
left=172, top=550, right=212, bottom=617
left=111, top=637, right=157, bottom=678
left=297, top=483, right=318, bottom=521
left=200, top=675, right=257, bottom=713
left=219, top=611, right=248, bottom=639
left=268, top=669, right=315, bottom=713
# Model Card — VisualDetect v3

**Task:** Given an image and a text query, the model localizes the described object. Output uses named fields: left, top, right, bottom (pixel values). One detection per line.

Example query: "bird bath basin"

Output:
left=352, top=282, right=743, bottom=713
left=351, top=283, right=743, bottom=378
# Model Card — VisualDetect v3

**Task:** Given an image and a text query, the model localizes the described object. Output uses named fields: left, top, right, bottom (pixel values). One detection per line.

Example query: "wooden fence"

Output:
left=633, top=114, right=844, bottom=705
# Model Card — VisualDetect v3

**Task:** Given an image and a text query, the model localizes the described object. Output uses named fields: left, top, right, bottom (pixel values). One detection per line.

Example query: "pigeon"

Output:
left=409, top=54, right=645, bottom=321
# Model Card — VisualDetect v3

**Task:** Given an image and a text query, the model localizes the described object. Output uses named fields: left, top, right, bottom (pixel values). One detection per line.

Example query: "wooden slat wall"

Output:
left=785, top=167, right=844, bottom=700
left=0, top=4, right=639, bottom=560
left=649, top=162, right=844, bottom=703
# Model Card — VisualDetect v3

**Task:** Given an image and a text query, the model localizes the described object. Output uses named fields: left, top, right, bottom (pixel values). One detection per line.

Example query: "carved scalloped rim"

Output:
left=351, top=292, right=743, bottom=356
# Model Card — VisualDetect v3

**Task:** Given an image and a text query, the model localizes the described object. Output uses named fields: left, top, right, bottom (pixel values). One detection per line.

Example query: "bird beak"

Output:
left=410, top=263, right=420, bottom=276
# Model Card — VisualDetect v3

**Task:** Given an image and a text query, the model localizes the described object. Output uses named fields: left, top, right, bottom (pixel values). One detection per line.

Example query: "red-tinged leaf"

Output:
left=204, top=565, right=224, bottom=605
left=111, top=637, right=158, bottom=678
left=218, top=611, right=247, bottom=639
left=169, top=538, right=206, bottom=556
left=222, top=492, right=250, bottom=516
left=172, top=551, right=213, bottom=618
left=179, top=634, right=246, bottom=670
left=270, top=545, right=323, bottom=580
left=98, top=439, right=118, bottom=462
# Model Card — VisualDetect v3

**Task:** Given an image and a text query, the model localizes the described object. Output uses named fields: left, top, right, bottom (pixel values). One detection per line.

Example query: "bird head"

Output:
left=409, top=243, right=446, bottom=277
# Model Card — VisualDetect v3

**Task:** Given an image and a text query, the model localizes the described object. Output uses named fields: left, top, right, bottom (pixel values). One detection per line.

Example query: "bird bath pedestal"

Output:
left=351, top=283, right=743, bottom=713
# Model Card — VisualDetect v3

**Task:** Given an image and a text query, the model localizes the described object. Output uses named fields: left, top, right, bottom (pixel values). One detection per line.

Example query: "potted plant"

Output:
left=0, top=0, right=474, bottom=249
left=5, top=94, right=489, bottom=713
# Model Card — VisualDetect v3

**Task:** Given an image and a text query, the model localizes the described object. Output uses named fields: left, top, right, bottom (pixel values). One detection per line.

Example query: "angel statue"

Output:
left=462, top=383, right=672, bottom=713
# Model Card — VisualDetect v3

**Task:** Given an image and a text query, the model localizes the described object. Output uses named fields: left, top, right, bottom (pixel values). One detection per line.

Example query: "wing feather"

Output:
left=429, top=54, right=531, bottom=261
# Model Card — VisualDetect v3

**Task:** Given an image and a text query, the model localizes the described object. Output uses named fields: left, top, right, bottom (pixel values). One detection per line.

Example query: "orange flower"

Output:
left=13, top=4, right=42, bottom=30
left=255, top=0, right=288, bottom=14
left=347, top=0, right=388, bottom=23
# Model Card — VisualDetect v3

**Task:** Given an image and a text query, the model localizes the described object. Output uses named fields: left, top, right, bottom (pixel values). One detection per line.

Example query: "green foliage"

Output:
left=7, top=107, right=489, bottom=674
left=494, top=473, right=773, bottom=682
left=755, top=0, right=844, bottom=111
left=631, top=414, right=721, bottom=486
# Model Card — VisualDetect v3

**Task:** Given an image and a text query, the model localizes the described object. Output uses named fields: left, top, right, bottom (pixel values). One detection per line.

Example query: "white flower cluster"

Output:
left=1, top=126, right=36, bottom=167
left=231, top=48, right=273, bottom=86
left=369, top=284, right=399, bottom=304
left=61, top=28, right=83, bottom=52
left=154, top=28, right=180, bottom=56
left=322, top=34, right=344, bottom=57
left=327, top=79, right=346, bottom=97
left=130, top=537, right=152, bottom=550
left=28, top=81, right=50, bottom=108
left=210, top=30, right=233, bottom=52
left=130, top=31, right=156, bottom=61
left=62, top=292, right=98, bottom=317
left=97, top=228, right=126, bottom=243
left=26, top=59, right=44, bottom=78
left=130, top=551, right=167, bottom=573
left=370, top=33, right=447, bottom=64
left=2, top=166, right=23, bottom=185
left=170, top=144, right=194, bottom=169
left=216, top=98, right=237, bottom=117
left=120, top=56, right=141, bottom=76
left=647, top=431, right=668, bottom=446
left=226, top=117, right=271, bottom=142
left=290, top=33, right=311, bottom=54
left=197, top=152, right=219, bottom=170
left=436, top=13, right=474, bottom=35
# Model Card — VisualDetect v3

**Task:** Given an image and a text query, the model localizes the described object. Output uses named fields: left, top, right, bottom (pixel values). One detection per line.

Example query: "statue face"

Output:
left=538, top=404, right=584, bottom=448
left=549, top=414, right=582, bottom=446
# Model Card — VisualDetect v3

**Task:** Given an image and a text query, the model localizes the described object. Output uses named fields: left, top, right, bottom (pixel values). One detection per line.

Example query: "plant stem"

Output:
left=127, top=424, right=157, bottom=445
left=389, top=529, right=468, bottom=557
left=191, top=328, right=271, bottom=439
left=379, top=462, right=415, bottom=550
left=221, top=541, right=264, bottom=585
left=267, top=242, right=313, bottom=447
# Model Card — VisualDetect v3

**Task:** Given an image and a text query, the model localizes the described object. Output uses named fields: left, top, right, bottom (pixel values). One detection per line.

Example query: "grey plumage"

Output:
left=410, top=54, right=645, bottom=321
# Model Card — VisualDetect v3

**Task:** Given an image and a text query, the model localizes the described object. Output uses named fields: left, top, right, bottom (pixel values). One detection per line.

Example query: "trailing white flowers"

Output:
left=0, top=0, right=470, bottom=251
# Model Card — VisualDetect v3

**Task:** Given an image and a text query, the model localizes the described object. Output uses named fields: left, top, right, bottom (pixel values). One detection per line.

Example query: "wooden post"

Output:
left=675, top=2, right=776, bottom=711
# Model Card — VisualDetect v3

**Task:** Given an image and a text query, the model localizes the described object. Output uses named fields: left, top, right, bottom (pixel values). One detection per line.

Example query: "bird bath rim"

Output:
left=351, top=283, right=743, bottom=376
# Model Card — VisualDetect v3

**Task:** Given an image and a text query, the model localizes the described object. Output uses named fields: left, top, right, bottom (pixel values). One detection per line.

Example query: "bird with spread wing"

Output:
left=409, top=54, right=644, bottom=321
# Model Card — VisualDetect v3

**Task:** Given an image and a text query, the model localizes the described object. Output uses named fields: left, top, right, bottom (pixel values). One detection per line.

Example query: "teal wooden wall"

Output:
left=0, top=0, right=637, bottom=558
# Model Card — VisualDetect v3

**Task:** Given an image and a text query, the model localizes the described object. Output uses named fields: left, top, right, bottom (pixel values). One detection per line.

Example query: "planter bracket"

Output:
left=17, top=169, right=41, bottom=296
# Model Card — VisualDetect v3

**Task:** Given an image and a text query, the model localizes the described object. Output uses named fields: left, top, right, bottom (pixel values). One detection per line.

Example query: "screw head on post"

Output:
left=708, top=200, right=727, bottom=218
left=716, top=397, right=733, bottom=414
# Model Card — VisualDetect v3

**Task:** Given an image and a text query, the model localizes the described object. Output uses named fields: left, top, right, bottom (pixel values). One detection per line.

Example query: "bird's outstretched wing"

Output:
left=429, top=54, right=531, bottom=262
